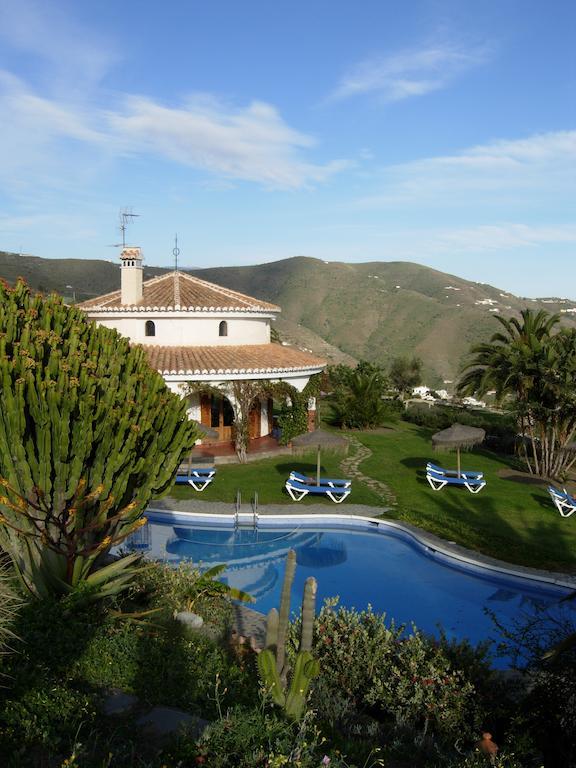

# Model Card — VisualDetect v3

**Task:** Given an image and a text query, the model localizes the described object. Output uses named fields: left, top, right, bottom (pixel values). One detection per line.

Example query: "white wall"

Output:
left=88, top=313, right=271, bottom=346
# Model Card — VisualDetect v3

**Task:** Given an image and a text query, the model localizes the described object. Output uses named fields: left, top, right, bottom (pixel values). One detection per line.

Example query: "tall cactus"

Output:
left=257, top=549, right=320, bottom=720
left=0, top=280, right=199, bottom=599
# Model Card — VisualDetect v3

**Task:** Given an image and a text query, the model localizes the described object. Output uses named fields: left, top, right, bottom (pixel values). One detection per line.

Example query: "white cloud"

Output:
left=108, top=95, right=348, bottom=188
left=426, top=223, right=576, bottom=254
left=0, top=74, right=348, bottom=190
left=330, top=43, right=491, bottom=103
left=357, top=131, right=576, bottom=206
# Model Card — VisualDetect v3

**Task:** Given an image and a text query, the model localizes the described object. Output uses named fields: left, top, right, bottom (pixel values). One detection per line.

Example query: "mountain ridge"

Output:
left=2, top=250, right=575, bottom=383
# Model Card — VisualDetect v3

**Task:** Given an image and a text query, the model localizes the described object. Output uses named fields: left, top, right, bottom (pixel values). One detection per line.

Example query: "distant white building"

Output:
left=79, top=247, right=325, bottom=444
left=462, top=396, right=486, bottom=408
left=412, top=386, right=436, bottom=401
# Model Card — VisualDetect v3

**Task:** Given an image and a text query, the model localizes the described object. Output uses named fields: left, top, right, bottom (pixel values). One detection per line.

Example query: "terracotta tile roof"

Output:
left=78, top=271, right=280, bottom=313
left=143, top=343, right=325, bottom=376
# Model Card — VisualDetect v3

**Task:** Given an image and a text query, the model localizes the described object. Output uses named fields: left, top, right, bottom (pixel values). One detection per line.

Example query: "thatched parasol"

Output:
left=291, top=429, right=349, bottom=486
left=431, top=423, right=485, bottom=477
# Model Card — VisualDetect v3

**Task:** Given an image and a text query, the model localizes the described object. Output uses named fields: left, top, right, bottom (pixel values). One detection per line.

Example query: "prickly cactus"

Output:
left=0, top=280, right=199, bottom=598
left=257, top=550, right=320, bottom=720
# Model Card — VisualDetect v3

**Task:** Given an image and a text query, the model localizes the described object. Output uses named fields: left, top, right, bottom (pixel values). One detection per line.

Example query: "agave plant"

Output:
left=0, top=564, right=20, bottom=665
left=184, top=564, right=254, bottom=609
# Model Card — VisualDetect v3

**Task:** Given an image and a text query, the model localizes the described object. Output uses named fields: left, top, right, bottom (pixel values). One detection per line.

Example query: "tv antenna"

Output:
left=108, top=208, right=140, bottom=248
left=173, top=234, right=180, bottom=272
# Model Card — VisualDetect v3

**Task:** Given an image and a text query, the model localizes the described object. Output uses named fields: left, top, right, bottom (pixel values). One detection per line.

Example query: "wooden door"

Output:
left=249, top=399, right=261, bottom=439
left=200, top=394, right=234, bottom=443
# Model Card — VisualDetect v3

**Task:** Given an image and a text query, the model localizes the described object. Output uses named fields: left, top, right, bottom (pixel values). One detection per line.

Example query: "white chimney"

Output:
left=120, top=247, right=143, bottom=305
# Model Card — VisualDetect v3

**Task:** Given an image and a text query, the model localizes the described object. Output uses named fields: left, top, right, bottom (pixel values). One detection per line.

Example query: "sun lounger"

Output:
left=289, top=470, right=351, bottom=488
left=548, top=486, right=576, bottom=518
left=285, top=477, right=351, bottom=504
left=174, top=468, right=216, bottom=492
left=426, top=468, right=486, bottom=494
left=426, top=462, right=484, bottom=480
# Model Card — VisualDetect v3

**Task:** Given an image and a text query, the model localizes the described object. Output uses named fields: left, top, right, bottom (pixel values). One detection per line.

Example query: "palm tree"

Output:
left=331, top=371, right=391, bottom=429
left=458, top=309, right=576, bottom=478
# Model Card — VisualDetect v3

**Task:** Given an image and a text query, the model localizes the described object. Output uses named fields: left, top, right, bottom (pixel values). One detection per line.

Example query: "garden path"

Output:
left=340, top=435, right=397, bottom=507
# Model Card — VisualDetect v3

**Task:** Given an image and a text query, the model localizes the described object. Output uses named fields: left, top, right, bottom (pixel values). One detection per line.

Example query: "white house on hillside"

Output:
left=78, top=247, right=325, bottom=444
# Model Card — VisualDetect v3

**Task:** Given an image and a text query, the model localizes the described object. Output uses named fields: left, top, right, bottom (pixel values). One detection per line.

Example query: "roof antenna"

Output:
left=173, top=233, right=180, bottom=272
left=108, top=208, right=139, bottom=248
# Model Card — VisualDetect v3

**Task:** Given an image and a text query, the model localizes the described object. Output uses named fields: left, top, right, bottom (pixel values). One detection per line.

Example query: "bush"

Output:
left=404, top=404, right=517, bottom=453
left=0, top=576, right=257, bottom=763
left=330, top=372, right=396, bottom=430
left=168, top=706, right=360, bottom=768
left=0, top=682, right=97, bottom=756
left=291, top=602, right=484, bottom=756
left=130, top=560, right=233, bottom=629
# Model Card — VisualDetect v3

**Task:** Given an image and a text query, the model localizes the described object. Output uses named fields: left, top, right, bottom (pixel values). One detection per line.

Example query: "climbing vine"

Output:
left=185, top=373, right=323, bottom=457
left=272, top=374, right=321, bottom=445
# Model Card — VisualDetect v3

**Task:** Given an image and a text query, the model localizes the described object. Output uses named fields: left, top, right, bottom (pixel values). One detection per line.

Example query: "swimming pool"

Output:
left=126, top=510, right=576, bottom=667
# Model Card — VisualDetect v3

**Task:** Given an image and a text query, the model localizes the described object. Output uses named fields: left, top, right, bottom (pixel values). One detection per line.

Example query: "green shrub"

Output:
left=330, top=372, right=396, bottom=429
left=291, top=602, right=483, bottom=754
left=168, top=706, right=359, bottom=768
left=130, top=560, right=234, bottom=628
left=0, top=682, right=97, bottom=754
left=180, top=705, right=295, bottom=767
left=0, top=581, right=257, bottom=762
left=403, top=404, right=516, bottom=453
left=519, top=666, right=576, bottom=767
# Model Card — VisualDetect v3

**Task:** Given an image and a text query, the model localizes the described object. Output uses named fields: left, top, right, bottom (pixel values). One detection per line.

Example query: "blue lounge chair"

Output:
left=426, top=462, right=484, bottom=480
left=174, top=468, right=216, bottom=492
left=426, top=467, right=486, bottom=494
left=289, top=470, right=351, bottom=488
left=285, top=477, right=351, bottom=504
left=548, top=486, right=576, bottom=517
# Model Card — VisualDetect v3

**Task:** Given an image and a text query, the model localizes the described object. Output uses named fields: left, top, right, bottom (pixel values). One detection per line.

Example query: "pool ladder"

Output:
left=233, top=489, right=259, bottom=530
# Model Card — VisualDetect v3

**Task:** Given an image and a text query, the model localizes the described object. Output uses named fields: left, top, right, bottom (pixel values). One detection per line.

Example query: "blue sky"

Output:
left=0, top=0, right=574, bottom=297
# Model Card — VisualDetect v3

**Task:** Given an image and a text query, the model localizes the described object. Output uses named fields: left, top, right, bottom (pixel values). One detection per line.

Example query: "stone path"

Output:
left=339, top=435, right=397, bottom=507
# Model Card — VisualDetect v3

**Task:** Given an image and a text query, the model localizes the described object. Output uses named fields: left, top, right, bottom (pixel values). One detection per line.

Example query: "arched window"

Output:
left=145, top=320, right=156, bottom=337
left=219, top=320, right=228, bottom=337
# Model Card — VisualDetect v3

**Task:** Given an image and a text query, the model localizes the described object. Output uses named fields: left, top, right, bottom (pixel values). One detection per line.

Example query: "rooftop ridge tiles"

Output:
left=78, top=269, right=281, bottom=313
left=141, top=343, right=325, bottom=377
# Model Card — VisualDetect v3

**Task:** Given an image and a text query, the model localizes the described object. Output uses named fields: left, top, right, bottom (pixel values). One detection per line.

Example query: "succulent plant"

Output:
left=257, top=549, right=320, bottom=720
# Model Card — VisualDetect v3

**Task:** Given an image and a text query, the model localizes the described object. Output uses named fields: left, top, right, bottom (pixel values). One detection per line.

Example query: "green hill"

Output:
left=2, top=250, right=575, bottom=384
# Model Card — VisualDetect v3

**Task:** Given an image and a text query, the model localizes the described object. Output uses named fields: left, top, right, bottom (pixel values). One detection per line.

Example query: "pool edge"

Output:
left=146, top=507, right=576, bottom=592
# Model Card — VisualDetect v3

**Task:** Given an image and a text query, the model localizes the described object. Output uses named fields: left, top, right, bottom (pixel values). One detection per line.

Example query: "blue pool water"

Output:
left=126, top=512, right=575, bottom=666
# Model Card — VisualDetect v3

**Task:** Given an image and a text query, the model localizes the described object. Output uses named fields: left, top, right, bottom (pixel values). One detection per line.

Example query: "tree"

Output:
left=327, top=360, right=388, bottom=393
left=458, top=309, right=576, bottom=478
left=0, top=280, right=199, bottom=599
left=229, top=380, right=270, bottom=463
left=389, top=356, right=423, bottom=400
left=331, top=370, right=392, bottom=429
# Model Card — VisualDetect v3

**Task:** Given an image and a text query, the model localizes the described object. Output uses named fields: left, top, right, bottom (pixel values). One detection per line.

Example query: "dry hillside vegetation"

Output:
left=2, top=251, right=575, bottom=382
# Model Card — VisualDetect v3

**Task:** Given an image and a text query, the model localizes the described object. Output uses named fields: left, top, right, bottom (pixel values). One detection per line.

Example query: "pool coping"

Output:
left=146, top=505, right=576, bottom=592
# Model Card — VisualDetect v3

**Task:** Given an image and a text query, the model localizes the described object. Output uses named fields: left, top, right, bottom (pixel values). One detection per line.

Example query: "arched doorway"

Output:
left=200, top=394, right=235, bottom=443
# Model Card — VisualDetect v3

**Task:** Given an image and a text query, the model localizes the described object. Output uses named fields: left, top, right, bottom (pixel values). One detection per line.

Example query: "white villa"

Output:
left=78, top=247, right=325, bottom=445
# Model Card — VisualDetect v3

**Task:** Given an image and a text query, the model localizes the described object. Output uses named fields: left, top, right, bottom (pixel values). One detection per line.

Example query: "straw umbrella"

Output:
left=291, top=429, right=349, bottom=486
left=431, top=423, right=485, bottom=477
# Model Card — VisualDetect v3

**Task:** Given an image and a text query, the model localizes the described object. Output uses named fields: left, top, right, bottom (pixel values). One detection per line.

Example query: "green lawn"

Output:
left=164, top=423, right=576, bottom=572
left=167, top=450, right=383, bottom=507
left=355, top=421, right=576, bottom=572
